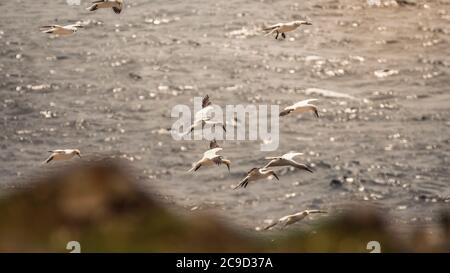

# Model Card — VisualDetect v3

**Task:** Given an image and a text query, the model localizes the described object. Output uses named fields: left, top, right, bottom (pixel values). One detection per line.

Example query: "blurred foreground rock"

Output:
left=0, top=158, right=448, bottom=252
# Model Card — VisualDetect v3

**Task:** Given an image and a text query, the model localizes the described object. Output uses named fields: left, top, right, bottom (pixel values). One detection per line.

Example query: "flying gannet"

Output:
left=234, top=167, right=279, bottom=189
left=263, top=20, right=312, bottom=40
left=279, top=99, right=319, bottom=117
left=87, top=0, right=124, bottom=14
left=264, top=152, right=313, bottom=173
left=45, top=149, right=81, bottom=163
left=188, top=141, right=231, bottom=172
left=264, top=209, right=327, bottom=230
left=194, top=94, right=214, bottom=122
left=40, top=24, right=84, bottom=36
left=181, top=117, right=226, bottom=137
left=181, top=95, right=226, bottom=137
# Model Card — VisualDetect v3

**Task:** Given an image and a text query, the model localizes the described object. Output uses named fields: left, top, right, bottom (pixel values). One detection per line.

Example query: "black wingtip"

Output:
left=314, top=110, right=319, bottom=118
left=306, top=167, right=314, bottom=173
left=88, top=5, right=98, bottom=11
left=279, top=109, right=291, bottom=117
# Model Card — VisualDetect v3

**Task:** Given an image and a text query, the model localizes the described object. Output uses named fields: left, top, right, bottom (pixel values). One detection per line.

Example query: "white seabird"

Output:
left=45, top=149, right=81, bottom=164
left=181, top=117, right=226, bottom=137
left=194, top=94, right=214, bottom=122
left=87, top=0, right=124, bottom=14
left=263, top=20, right=312, bottom=40
left=264, top=210, right=327, bottom=230
left=40, top=24, right=84, bottom=36
left=181, top=95, right=226, bottom=137
left=279, top=99, right=319, bottom=117
left=188, top=141, right=231, bottom=172
left=264, top=152, right=313, bottom=173
left=234, top=167, right=279, bottom=189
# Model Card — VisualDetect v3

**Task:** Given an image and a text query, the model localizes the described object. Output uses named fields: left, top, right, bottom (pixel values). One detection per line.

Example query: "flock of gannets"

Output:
left=38, top=1, right=326, bottom=230
left=40, top=0, right=123, bottom=36
left=187, top=95, right=318, bottom=192
left=41, top=1, right=124, bottom=163
left=185, top=94, right=327, bottom=229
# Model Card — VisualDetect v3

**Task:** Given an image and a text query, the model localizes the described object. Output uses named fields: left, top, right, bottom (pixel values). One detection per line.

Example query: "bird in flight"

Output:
left=40, top=23, right=84, bottom=36
left=44, top=149, right=81, bottom=164
left=264, top=210, right=327, bottom=230
left=188, top=140, right=231, bottom=172
left=87, top=0, right=124, bottom=14
left=194, top=94, right=215, bottom=122
left=264, top=152, right=313, bottom=173
left=279, top=99, right=319, bottom=118
left=263, top=20, right=312, bottom=40
left=234, top=167, right=279, bottom=189
left=181, top=117, right=226, bottom=137
left=182, top=95, right=226, bottom=137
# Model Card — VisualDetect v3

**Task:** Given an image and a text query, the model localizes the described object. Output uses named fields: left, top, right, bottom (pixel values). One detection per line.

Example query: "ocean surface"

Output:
left=0, top=0, right=449, bottom=231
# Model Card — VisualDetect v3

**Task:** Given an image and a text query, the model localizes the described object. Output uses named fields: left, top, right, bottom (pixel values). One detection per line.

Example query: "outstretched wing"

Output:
left=306, top=210, right=327, bottom=215
left=40, top=25, right=60, bottom=29
left=293, top=99, right=318, bottom=108
left=44, top=155, right=54, bottom=164
left=263, top=23, right=281, bottom=31
left=48, top=150, right=65, bottom=154
left=246, top=167, right=259, bottom=175
left=263, top=220, right=279, bottom=230
left=187, top=162, right=202, bottom=172
left=265, top=156, right=282, bottom=160
left=202, top=95, right=211, bottom=108
left=203, top=148, right=222, bottom=159
left=279, top=107, right=294, bottom=117
left=263, top=159, right=280, bottom=169
left=290, top=162, right=313, bottom=173
left=234, top=176, right=250, bottom=190
left=282, top=152, right=303, bottom=160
